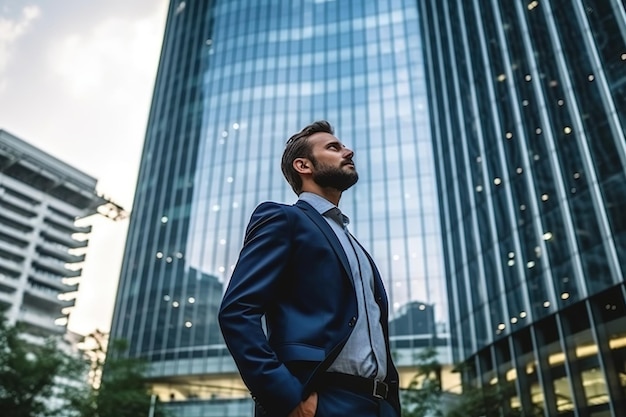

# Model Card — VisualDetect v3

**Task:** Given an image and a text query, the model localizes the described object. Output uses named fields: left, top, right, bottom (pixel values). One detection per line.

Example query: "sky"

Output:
left=0, top=0, right=169, bottom=335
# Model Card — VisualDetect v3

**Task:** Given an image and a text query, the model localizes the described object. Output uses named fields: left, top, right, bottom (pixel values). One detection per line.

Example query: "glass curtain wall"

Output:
left=110, top=0, right=447, bottom=415
left=418, top=0, right=626, bottom=415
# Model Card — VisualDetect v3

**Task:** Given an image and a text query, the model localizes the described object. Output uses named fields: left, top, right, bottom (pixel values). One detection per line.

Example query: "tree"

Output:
left=71, top=335, right=169, bottom=417
left=401, top=347, right=444, bottom=417
left=0, top=315, right=87, bottom=417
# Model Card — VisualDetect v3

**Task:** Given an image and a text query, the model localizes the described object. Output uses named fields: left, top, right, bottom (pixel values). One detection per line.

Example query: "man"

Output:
left=218, top=121, right=400, bottom=417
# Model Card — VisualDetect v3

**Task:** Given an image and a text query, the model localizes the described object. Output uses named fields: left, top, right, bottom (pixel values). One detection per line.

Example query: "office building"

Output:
left=109, top=0, right=451, bottom=415
left=0, top=129, right=113, bottom=341
left=418, top=0, right=626, bottom=415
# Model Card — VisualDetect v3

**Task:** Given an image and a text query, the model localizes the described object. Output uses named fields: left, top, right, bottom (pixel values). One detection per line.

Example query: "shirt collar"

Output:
left=298, top=192, right=350, bottom=228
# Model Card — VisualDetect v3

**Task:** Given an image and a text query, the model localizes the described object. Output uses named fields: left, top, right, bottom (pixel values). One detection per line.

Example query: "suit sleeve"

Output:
left=218, top=202, right=302, bottom=417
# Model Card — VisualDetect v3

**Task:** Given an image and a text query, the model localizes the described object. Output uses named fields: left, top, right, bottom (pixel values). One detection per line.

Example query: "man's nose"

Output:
left=343, top=147, right=354, bottom=159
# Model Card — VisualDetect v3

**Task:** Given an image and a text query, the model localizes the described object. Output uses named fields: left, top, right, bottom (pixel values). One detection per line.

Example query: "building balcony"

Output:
left=33, top=257, right=82, bottom=278
left=0, top=290, right=15, bottom=306
left=28, top=270, right=72, bottom=291
left=17, top=308, right=65, bottom=335
left=0, top=207, right=35, bottom=231
left=0, top=272, right=20, bottom=290
left=0, top=221, right=34, bottom=242
left=40, top=225, right=88, bottom=249
left=0, top=256, right=22, bottom=276
left=0, top=240, right=26, bottom=262
left=37, top=242, right=86, bottom=264
left=24, top=284, right=62, bottom=307
left=0, top=190, right=39, bottom=217
left=44, top=210, right=91, bottom=234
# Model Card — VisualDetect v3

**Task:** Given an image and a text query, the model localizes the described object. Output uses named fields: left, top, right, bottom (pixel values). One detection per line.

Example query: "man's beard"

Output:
left=311, top=162, right=359, bottom=191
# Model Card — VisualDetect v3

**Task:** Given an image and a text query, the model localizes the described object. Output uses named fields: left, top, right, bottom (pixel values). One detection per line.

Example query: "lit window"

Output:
left=541, top=193, right=549, bottom=201
left=476, top=156, right=482, bottom=162
left=561, top=292, right=570, bottom=300
left=587, top=74, right=594, bottom=81
left=175, top=252, right=183, bottom=259
left=535, top=127, right=542, bottom=134
left=175, top=1, right=186, bottom=14
left=218, top=266, right=225, bottom=272
left=527, top=261, right=536, bottom=268
left=543, top=301, right=550, bottom=307
left=522, top=99, right=529, bottom=106
left=525, top=74, right=532, bottom=81
left=156, top=252, right=164, bottom=259
left=557, top=99, right=564, bottom=106
left=392, top=255, right=400, bottom=261
left=212, top=205, right=220, bottom=212
left=494, top=177, right=502, bottom=185
left=173, top=301, right=180, bottom=308
left=520, top=204, right=527, bottom=211
left=573, top=172, right=581, bottom=179
left=161, top=216, right=168, bottom=223
left=505, top=132, right=513, bottom=139
left=222, top=131, right=228, bottom=138
left=185, top=321, right=192, bottom=328
left=622, top=53, right=626, bottom=61
left=205, top=39, right=213, bottom=46
left=564, top=126, right=572, bottom=134
left=166, top=257, right=173, bottom=263
left=476, top=185, right=483, bottom=192
left=497, top=74, right=506, bottom=82
left=188, top=297, right=195, bottom=304
left=508, top=252, right=515, bottom=258
left=163, top=295, right=170, bottom=301
left=219, top=239, right=226, bottom=245
left=528, top=1, right=539, bottom=10
left=516, top=167, right=523, bottom=174
left=227, top=176, right=234, bottom=183
left=498, top=323, right=506, bottom=330
left=520, top=311, right=527, bottom=318
left=543, top=232, right=553, bottom=240
left=233, top=123, right=240, bottom=130
left=508, top=260, right=515, bottom=266
left=511, top=317, right=518, bottom=324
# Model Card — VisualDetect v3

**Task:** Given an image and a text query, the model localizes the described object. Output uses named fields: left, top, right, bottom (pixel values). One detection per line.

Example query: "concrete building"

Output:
left=0, top=129, right=119, bottom=341
left=418, top=0, right=626, bottom=415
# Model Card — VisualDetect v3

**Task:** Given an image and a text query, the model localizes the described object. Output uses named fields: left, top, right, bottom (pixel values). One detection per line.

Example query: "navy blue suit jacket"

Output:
left=218, top=200, right=400, bottom=417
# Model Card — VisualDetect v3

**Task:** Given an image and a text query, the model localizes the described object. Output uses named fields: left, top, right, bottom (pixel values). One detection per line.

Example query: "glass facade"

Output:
left=418, top=0, right=626, bottom=415
left=109, top=0, right=448, bottom=415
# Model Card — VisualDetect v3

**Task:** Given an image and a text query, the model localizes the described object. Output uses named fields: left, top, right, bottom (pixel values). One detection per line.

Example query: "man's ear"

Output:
left=293, top=158, right=312, bottom=174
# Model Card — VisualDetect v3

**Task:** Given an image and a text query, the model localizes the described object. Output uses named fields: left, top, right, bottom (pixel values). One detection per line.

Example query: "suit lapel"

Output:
left=295, top=200, right=353, bottom=283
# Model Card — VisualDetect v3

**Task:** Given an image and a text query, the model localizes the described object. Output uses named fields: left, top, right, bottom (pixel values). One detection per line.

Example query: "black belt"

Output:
left=320, top=372, right=390, bottom=400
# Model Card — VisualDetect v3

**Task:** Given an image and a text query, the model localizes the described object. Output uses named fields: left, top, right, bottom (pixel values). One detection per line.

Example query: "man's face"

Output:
left=307, top=132, right=358, bottom=191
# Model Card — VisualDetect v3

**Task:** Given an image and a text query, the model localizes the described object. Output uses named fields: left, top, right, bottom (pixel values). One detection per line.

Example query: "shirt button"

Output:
left=349, top=316, right=357, bottom=326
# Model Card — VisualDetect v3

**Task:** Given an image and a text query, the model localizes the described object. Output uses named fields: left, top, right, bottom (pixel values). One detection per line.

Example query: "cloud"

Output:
left=48, top=11, right=164, bottom=100
left=0, top=5, right=40, bottom=76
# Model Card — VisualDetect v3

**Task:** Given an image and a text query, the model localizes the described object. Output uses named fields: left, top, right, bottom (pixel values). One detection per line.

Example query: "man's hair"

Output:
left=281, top=120, right=334, bottom=195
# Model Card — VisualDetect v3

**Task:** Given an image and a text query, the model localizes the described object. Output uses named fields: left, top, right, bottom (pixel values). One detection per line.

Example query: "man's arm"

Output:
left=218, top=202, right=303, bottom=416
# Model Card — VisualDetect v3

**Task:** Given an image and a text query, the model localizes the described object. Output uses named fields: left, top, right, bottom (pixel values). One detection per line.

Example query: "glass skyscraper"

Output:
left=418, top=0, right=625, bottom=415
left=109, top=1, right=449, bottom=415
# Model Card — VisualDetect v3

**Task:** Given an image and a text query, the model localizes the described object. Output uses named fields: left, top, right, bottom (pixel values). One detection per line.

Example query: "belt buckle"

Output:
left=372, top=379, right=388, bottom=399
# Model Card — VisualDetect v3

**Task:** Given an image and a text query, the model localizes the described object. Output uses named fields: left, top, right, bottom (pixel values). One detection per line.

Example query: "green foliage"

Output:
left=0, top=315, right=168, bottom=417
left=0, top=315, right=88, bottom=417
left=72, top=337, right=169, bottom=417
left=401, top=347, right=443, bottom=417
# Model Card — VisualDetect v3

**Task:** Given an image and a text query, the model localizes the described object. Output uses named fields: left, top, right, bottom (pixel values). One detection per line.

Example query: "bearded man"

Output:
left=218, top=120, right=401, bottom=417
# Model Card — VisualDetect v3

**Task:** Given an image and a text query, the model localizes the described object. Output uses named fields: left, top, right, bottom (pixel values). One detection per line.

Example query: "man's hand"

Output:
left=288, top=392, right=318, bottom=417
